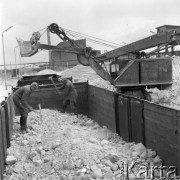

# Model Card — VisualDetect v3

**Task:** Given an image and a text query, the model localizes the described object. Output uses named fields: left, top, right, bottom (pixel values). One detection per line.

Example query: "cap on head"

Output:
left=58, top=77, right=62, bottom=81
left=58, top=76, right=66, bottom=82
left=30, top=82, right=39, bottom=90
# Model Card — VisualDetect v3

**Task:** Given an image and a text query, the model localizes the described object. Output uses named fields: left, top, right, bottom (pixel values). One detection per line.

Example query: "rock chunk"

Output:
left=6, top=156, right=17, bottom=165
left=91, top=165, right=103, bottom=179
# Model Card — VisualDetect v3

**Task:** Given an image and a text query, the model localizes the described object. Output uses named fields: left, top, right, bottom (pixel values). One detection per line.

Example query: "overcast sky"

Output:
left=0, top=0, right=180, bottom=66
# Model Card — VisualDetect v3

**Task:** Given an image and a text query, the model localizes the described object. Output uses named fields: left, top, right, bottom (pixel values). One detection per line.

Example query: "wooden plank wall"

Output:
left=130, top=99, right=144, bottom=143
left=13, top=82, right=89, bottom=115
left=88, top=87, right=180, bottom=174
left=75, top=83, right=89, bottom=116
left=176, top=111, right=180, bottom=172
left=0, top=106, right=6, bottom=180
left=17, top=77, right=72, bottom=86
left=0, top=95, right=15, bottom=179
left=0, top=107, right=7, bottom=161
left=117, top=96, right=130, bottom=141
left=144, top=102, right=179, bottom=172
left=88, top=85, right=117, bottom=133
left=1, top=83, right=180, bottom=177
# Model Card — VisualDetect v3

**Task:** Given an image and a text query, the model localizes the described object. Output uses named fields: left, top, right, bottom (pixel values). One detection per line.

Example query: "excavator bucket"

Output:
left=17, top=38, right=38, bottom=57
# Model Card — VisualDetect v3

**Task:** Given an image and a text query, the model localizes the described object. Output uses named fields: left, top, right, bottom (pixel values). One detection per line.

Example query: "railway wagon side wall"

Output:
left=0, top=82, right=180, bottom=178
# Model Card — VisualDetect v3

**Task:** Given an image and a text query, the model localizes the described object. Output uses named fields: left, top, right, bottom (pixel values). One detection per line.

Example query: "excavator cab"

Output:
left=110, top=57, right=172, bottom=88
left=109, top=61, right=119, bottom=79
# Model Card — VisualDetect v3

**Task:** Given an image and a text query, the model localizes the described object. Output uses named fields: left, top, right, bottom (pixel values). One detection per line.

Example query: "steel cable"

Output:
left=63, top=27, right=122, bottom=47
left=62, top=27, right=138, bottom=55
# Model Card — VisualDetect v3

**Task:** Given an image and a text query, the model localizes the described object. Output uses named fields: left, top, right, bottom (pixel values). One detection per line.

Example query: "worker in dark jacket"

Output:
left=49, top=76, right=78, bottom=114
left=58, top=77, right=78, bottom=114
left=13, top=82, right=39, bottom=132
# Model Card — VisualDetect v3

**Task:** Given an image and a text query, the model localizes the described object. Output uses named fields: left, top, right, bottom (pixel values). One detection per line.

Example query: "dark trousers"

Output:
left=13, top=95, right=29, bottom=130
left=62, top=99, right=77, bottom=114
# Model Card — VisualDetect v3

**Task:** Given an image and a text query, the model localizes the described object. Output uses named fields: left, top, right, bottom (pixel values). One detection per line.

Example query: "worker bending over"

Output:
left=13, top=82, right=39, bottom=132
left=50, top=76, right=78, bottom=115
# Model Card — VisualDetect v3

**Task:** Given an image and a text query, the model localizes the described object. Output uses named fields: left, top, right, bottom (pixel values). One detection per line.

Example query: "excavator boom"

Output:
left=100, top=25, right=180, bottom=59
left=17, top=23, right=180, bottom=90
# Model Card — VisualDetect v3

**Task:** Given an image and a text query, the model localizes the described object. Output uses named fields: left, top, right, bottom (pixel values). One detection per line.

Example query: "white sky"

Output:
left=0, top=0, right=180, bottom=67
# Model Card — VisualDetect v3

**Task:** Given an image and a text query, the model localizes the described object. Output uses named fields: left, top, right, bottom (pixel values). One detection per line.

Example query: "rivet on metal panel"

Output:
left=119, top=99, right=123, bottom=105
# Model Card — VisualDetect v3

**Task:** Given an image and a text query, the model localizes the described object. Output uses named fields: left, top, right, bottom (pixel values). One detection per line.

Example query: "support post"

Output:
left=157, top=45, right=160, bottom=57
left=47, top=27, right=53, bottom=69
left=171, top=45, right=174, bottom=56
left=165, top=44, right=168, bottom=55
left=2, top=33, right=7, bottom=90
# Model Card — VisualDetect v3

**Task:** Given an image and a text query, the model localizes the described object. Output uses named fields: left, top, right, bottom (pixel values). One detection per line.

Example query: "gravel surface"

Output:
left=4, top=110, right=163, bottom=180
left=2, top=57, right=180, bottom=179
left=59, top=64, right=115, bottom=91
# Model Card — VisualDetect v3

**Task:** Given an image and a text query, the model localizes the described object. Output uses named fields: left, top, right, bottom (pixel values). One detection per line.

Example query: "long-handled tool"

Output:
left=48, top=76, right=59, bottom=94
left=31, top=105, right=42, bottom=120
left=38, top=104, right=43, bottom=142
left=38, top=104, right=42, bottom=122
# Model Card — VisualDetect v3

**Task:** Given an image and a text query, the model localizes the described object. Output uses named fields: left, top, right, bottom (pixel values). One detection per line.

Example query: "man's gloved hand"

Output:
left=29, top=107, right=39, bottom=113
left=25, top=108, right=29, bottom=114
left=29, top=107, right=34, bottom=112
left=48, top=76, right=53, bottom=81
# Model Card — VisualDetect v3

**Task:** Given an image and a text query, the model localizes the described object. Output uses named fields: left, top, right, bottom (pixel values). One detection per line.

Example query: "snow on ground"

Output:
left=4, top=110, right=162, bottom=180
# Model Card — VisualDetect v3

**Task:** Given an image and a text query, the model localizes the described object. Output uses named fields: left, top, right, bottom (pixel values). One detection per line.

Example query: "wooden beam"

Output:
left=101, top=28, right=180, bottom=59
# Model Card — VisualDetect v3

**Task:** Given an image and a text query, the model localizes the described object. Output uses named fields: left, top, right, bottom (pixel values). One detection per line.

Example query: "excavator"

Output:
left=17, top=23, right=180, bottom=99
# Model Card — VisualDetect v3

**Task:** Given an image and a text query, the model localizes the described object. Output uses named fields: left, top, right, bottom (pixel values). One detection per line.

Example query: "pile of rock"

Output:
left=148, top=56, right=180, bottom=110
left=4, top=109, right=163, bottom=179
left=37, top=69, right=57, bottom=75
left=60, top=64, right=116, bottom=91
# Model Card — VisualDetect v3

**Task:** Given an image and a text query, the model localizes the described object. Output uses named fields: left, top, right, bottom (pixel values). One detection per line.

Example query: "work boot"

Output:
left=75, top=113, right=78, bottom=118
left=20, top=115, right=27, bottom=131
left=61, top=105, right=67, bottom=113
left=20, top=129, right=27, bottom=134
left=74, top=108, right=78, bottom=118
left=20, top=128, right=30, bottom=134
